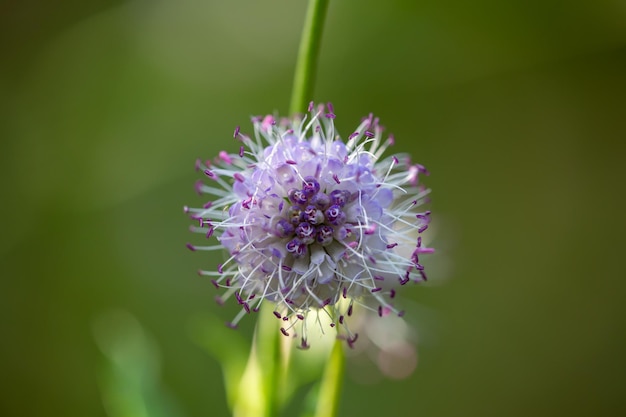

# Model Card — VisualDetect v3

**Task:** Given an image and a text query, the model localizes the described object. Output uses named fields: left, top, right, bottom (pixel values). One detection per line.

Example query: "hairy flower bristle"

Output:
left=186, top=102, right=432, bottom=348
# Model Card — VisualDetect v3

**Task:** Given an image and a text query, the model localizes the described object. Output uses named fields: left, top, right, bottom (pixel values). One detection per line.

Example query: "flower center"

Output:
left=278, top=176, right=351, bottom=257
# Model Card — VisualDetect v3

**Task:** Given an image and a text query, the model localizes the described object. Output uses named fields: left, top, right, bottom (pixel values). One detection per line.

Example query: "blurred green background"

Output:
left=2, top=0, right=626, bottom=416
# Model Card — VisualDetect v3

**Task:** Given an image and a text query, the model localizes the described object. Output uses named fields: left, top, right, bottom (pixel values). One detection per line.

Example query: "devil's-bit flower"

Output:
left=185, top=102, right=432, bottom=349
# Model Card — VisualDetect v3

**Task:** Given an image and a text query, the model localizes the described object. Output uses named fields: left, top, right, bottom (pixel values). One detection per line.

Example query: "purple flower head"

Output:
left=187, top=103, right=432, bottom=348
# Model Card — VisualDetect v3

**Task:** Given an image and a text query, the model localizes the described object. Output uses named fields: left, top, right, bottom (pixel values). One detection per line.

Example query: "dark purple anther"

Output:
left=233, top=126, right=240, bottom=138
left=226, top=322, right=238, bottom=329
left=364, top=130, right=375, bottom=138
left=283, top=316, right=289, bottom=321
left=418, top=224, right=429, bottom=233
left=374, top=275, right=384, bottom=281
left=347, top=333, right=359, bottom=349
left=300, top=338, right=310, bottom=350
left=371, top=287, right=382, bottom=293
left=339, top=315, right=344, bottom=324
left=329, top=189, right=350, bottom=207
left=235, top=291, right=243, bottom=304
left=419, top=270, right=428, bottom=281
left=308, top=101, right=314, bottom=112
left=296, top=222, right=315, bottom=244
left=417, top=164, right=430, bottom=175
left=390, top=288, right=396, bottom=298
left=386, top=243, right=398, bottom=249
left=288, top=188, right=308, bottom=206
left=217, top=263, right=223, bottom=273
left=327, top=102, right=334, bottom=113
left=342, top=287, right=347, bottom=298
left=234, top=173, right=245, bottom=182
left=204, top=169, right=215, bottom=178
left=297, top=314, right=305, bottom=320
left=239, top=146, right=245, bottom=157
left=286, top=159, right=297, bottom=165
left=243, top=302, right=251, bottom=314
left=378, top=306, right=383, bottom=317
left=316, top=225, right=334, bottom=246
left=211, top=279, right=219, bottom=289
left=273, top=311, right=282, bottom=319
left=275, top=219, right=295, bottom=238
left=333, top=174, right=340, bottom=184
left=303, top=205, right=324, bottom=225
left=411, top=250, right=419, bottom=265
left=322, top=298, right=332, bottom=307
left=280, top=328, right=289, bottom=337
left=349, top=132, right=358, bottom=140
left=310, top=192, right=330, bottom=210
left=186, top=243, right=195, bottom=251
left=287, top=205, right=302, bottom=225
left=302, top=176, right=320, bottom=197
left=347, top=304, right=353, bottom=316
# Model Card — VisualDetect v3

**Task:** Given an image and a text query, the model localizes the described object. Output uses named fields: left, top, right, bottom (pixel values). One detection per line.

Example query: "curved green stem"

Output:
left=289, top=0, right=330, bottom=115
left=313, top=339, right=344, bottom=417
left=257, top=302, right=282, bottom=417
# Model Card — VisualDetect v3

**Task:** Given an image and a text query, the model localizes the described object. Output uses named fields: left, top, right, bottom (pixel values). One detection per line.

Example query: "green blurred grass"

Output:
left=1, top=1, right=625, bottom=416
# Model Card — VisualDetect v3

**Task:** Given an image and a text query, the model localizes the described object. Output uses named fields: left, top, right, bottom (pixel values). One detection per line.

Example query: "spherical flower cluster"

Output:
left=186, top=102, right=432, bottom=349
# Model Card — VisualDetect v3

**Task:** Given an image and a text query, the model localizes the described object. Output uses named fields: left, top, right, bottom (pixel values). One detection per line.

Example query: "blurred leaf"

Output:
left=187, top=313, right=248, bottom=411
left=92, top=310, right=184, bottom=417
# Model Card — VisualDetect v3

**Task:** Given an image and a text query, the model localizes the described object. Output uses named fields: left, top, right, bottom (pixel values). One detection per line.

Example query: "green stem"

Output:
left=313, top=339, right=345, bottom=417
left=257, top=302, right=282, bottom=417
left=289, top=0, right=330, bottom=115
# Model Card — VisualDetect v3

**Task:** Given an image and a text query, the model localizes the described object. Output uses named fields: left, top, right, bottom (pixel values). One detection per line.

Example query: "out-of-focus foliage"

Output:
left=1, top=1, right=625, bottom=416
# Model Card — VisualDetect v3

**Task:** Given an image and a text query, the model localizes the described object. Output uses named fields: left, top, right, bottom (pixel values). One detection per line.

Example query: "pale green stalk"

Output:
left=233, top=303, right=282, bottom=417
left=313, top=339, right=345, bottom=417
left=289, top=0, right=330, bottom=115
